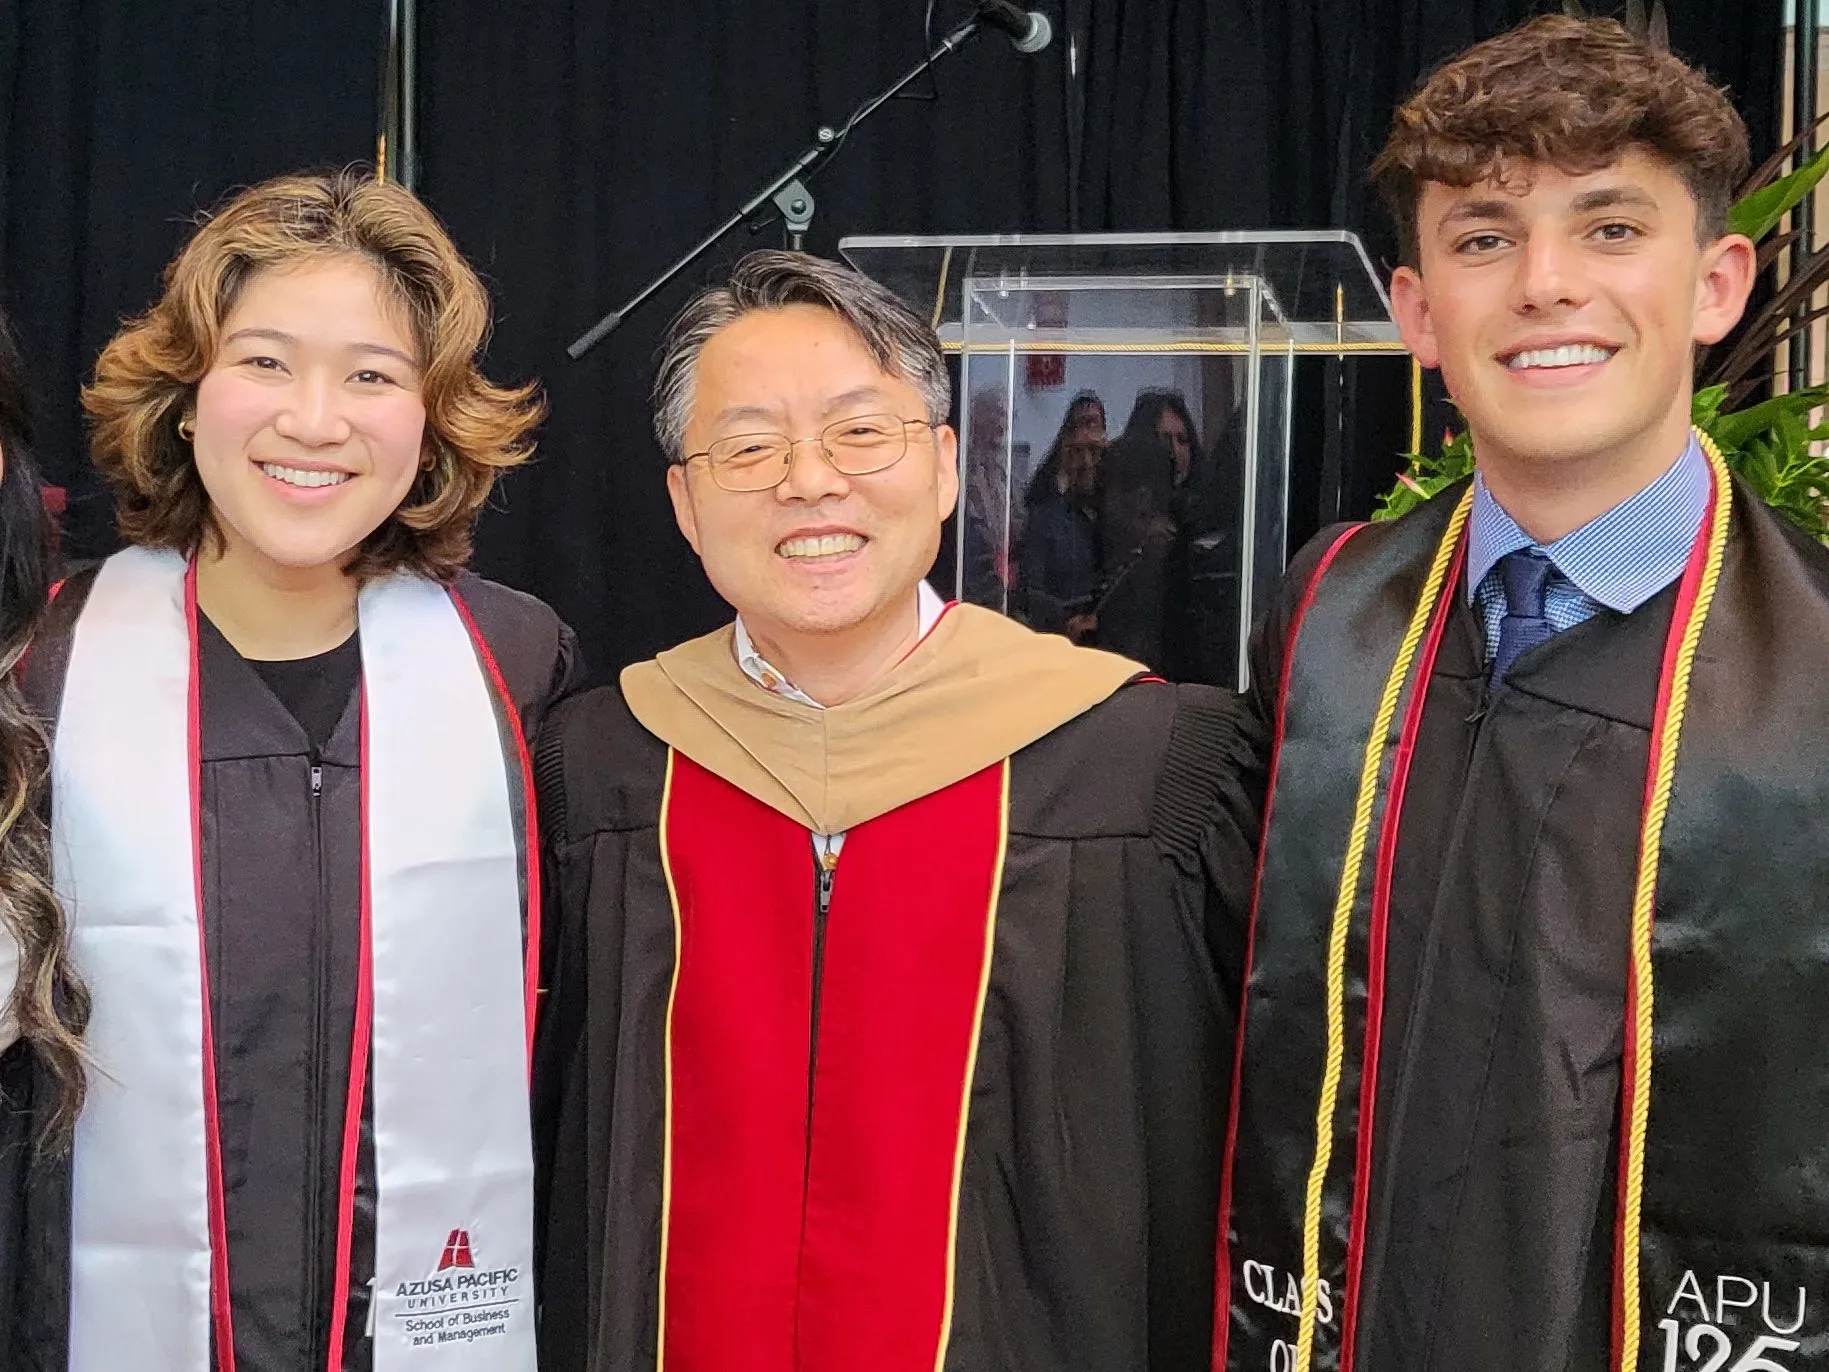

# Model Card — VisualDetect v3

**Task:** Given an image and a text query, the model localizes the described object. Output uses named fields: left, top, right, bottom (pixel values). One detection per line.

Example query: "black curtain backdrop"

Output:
left=1, top=0, right=1784, bottom=676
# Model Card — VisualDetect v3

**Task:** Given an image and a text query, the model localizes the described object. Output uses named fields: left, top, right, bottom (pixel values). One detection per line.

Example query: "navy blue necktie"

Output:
left=1489, top=549, right=1556, bottom=686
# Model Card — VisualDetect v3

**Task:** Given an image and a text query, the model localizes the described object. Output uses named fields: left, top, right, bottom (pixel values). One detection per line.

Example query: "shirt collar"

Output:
left=733, top=581, right=947, bottom=710
left=1464, top=433, right=1710, bottom=614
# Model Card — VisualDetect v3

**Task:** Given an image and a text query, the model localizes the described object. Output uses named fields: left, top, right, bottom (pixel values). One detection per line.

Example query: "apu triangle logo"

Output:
left=436, top=1228, right=475, bottom=1272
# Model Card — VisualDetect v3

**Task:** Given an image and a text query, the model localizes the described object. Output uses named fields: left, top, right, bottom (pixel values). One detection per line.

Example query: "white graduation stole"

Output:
left=53, top=547, right=538, bottom=1371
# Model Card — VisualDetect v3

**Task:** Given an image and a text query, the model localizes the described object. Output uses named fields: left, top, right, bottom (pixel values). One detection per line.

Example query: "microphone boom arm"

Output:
left=567, top=11, right=992, bottom=359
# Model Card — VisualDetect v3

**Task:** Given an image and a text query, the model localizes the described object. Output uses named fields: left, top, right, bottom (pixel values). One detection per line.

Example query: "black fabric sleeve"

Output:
left=527, top=687, right=669, bottom=1368
left=1149, top=684, right=1260, bottom=1014
left=528, top=687, right=665, bottom=1347
left=540, top=622, right=584, bottom=728
left=529, top=711, right=574, bottom=1305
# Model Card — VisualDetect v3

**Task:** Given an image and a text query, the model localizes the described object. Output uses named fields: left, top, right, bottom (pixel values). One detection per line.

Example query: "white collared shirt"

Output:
left=731, top=581, right=947, bottom=867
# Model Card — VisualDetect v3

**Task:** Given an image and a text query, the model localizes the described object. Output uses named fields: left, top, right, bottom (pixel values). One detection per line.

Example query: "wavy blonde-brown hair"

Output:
left=83, top=169, right=544, bottom=581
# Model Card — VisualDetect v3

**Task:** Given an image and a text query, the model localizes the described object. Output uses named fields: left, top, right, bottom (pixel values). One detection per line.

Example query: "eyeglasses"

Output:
left=681, top=414, right=934, bottom=493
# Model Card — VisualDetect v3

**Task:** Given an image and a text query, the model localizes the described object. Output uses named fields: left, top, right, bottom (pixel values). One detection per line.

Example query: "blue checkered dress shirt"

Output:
left=1466, top=436, right=1711, bottom=665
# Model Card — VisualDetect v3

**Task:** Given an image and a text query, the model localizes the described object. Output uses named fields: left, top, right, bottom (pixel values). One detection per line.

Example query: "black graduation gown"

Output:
left=532, top=678, right=1256, bottom=1372
left=1230, top=487, right=1827, bottom=1371
left=24, top=567, right=577, bottom=1372
left=0, top=1036, right=75, bottom=1371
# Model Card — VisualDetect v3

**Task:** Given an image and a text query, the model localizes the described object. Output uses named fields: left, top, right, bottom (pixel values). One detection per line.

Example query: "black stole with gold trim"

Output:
left=1215, top=442, right=1829, bottom=1372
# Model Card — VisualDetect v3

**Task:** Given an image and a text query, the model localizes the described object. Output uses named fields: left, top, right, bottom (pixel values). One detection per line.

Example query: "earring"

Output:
left=177, top=416, right=196, bottom=442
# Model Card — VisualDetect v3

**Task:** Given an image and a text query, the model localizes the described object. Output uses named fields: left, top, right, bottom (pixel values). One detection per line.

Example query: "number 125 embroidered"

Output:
left=1659, top=1320, right=1800, bottom=1372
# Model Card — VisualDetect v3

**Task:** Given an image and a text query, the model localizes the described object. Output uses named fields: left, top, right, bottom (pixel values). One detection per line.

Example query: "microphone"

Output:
left=976, top=0, right=1053, bottom=54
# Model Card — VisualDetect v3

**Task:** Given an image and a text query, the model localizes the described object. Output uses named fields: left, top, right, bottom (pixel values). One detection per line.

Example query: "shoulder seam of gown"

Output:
left=1149, top=684, right=1240, bottom=869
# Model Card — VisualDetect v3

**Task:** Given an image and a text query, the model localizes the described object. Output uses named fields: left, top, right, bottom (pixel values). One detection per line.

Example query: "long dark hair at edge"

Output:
left=0, top=311, right=88, bottom=1146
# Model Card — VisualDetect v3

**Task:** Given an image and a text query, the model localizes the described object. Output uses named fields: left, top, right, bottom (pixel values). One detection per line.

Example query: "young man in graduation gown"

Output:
left=534, top=250, right=1254, bottom=1372
left=1213, top=17, right=1829, bottom=1372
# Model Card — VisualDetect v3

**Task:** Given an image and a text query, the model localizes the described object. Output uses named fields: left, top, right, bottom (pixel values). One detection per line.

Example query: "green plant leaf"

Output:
left=1752, top=443, right=1780, bottom=489
left=1706, top=386, right=1829, bottom=451
left=1371, top=428, right=1475, bottom=521
left=1376, top=383, right=1829, bottom=540
left=1742, top=112, right=1829, bottom=199
left=1692, top=384, right=1727, bottom=428
left=1729, top=140, right=1829, bottom=243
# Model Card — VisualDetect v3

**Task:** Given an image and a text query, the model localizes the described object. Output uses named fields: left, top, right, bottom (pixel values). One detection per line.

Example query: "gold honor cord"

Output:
left=1616, top=432, right=1732, bottom=1370
left=931, top=760, right=1012, bottom=1372
left=1295, top=489, right=1474, bottom=1372
left=655, top=751, right=684, bottom=1372
left=1408, top=359, right=1423, bottom=457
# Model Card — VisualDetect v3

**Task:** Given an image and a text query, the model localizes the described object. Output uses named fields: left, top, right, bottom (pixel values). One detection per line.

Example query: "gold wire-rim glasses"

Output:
left=681, top=414, right=936, bottom=492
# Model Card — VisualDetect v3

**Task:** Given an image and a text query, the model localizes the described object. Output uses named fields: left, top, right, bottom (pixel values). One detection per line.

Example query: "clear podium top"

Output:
left=839, top=230, right=1404, bottom=350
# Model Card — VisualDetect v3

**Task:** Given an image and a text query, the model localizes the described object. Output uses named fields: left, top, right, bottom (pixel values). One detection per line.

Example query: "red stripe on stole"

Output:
left=662, top=757, right=1005, bottom=1370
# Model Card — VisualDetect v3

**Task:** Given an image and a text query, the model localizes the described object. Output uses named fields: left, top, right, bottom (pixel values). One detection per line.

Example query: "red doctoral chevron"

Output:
left=436, top=1229, right=475, bottom=1271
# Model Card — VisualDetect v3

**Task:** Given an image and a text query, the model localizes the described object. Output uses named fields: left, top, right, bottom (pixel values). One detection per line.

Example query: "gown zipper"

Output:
left=791, top=840, right=840, bottom=1356
left=806, top=844, right=837, bottom=1175
left=305, top=750, right=329, bottom=1362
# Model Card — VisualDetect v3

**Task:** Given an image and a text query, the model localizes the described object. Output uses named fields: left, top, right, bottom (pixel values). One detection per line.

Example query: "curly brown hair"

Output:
left=1372, top=15, right=1751, bottom=265
left=83, top=169, right=544, bottom=581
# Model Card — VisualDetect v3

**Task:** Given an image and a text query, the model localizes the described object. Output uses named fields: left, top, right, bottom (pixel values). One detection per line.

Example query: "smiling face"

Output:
left=1389, top=149, right=1753, bottom=487
left=190, top=254, right=427, bottom=579
left=665, top=302, right=958, bottom=646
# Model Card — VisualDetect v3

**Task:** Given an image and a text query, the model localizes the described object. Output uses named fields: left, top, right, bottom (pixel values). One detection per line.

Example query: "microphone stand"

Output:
left=568, top=10, right=994, bottom=359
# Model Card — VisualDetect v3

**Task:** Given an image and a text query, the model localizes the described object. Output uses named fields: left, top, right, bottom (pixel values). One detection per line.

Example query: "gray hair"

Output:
left=651, top=249, right=953, bottom=463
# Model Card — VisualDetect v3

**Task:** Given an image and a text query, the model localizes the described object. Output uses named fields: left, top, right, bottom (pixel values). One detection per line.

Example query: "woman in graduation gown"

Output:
left=0, top=309, right=90, bottom=1370
left=24, top=171, right=576, bottom=1372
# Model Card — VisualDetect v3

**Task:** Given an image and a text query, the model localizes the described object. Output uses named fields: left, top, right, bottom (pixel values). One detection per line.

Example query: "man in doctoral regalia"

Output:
left=1215, top=15, right=1829, bottom=1372
left=533, top=250, right=1257, bottom=1371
